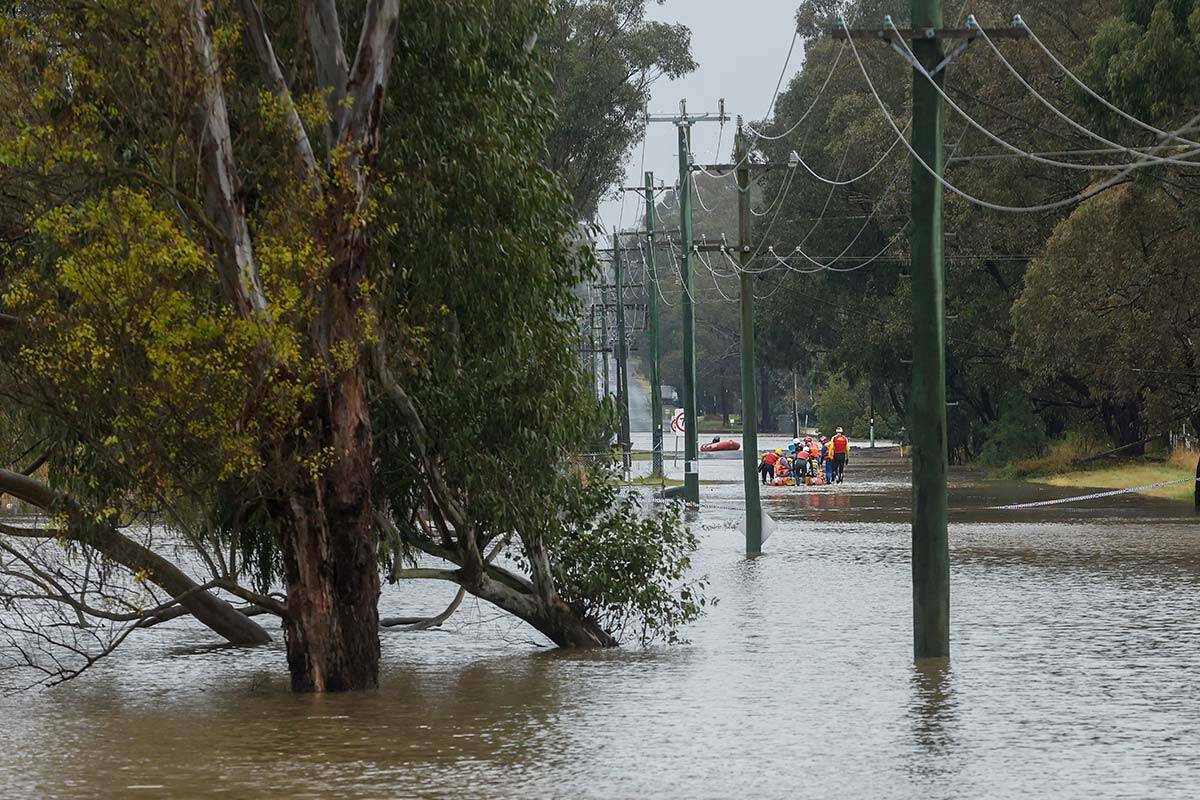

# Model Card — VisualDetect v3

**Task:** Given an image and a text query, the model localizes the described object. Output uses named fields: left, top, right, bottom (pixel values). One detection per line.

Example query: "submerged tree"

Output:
left=0, top=0, right=704, bottom=692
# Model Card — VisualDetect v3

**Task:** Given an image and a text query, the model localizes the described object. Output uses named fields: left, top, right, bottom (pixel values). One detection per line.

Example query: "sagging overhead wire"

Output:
left=745, top=120, right=918, bottom=277
left=663, top=231, right=697, bottom=306
left=1016, top=17, right=1200, bottom=150
left=758, top=29, right=801, bottom=139
left=793, top=123, right=911, bottom=186
left=696, top=249, right=740, bottom=303
left=971, top=19, right=1200, bottom=169
left=760, top=161, right=908, bottom=274
left=840, top=13, right=1200, bottom=215
left=750, top=157, right=804, bottom=217
left=693, top=177, right=716, bottom=213
left=745, top=42, right=849, bottom=142
left=774, top=227, right=909, bottom=273
left=635, top=239, right=676, bottom=311
left=887, top=17, right=1200, bottom=173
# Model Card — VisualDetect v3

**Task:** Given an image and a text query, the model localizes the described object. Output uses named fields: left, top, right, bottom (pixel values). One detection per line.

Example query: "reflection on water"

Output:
left=909, top=658, right=956, bottom=765
left=2, top=452, right=1200, bottom=798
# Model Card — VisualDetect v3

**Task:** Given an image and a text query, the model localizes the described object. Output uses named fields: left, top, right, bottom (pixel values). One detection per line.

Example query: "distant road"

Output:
left=628, top=369, right=651, bottom=432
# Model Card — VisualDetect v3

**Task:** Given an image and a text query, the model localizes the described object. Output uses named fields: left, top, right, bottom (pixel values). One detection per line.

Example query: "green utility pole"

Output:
left=589, top=304, right=598, bottom=400
left=644, top=172, right=665, bottom=480
left=600, top=286, right=610, bottom=399
left=645, top=98, right=727, bottom=503
left=735, top=122, right=763, bottom=554
left=677, top=121, right=700, bottom=503
left=910, top=0, right=950, bottom=660
left=613, top=231, right=632, bottom=473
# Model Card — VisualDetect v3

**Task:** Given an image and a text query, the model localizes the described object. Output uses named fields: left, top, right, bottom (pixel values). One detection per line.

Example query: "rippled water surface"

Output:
left=3, top=450, right=1199, bottom=799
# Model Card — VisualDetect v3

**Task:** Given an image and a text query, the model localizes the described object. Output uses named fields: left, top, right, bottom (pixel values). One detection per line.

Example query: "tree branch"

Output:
left=239, top=0, right=319, bottom=177
left=380, top=533, right=510, bottom=631
left=303, top=0, right=349, bottom=149
left=0, top=469, right=271, bottom=645
left=371, top=341, right=469, bottom=529
left=380, top=587, right=466, bottom=630
left=390, top=568, right=461, bottom=582
left=186, top=0, right=268, bottom=318
left=374, top=510, right=534, bottom=595
left=339, top=0, right=400, bottom=160
left=216, top=579, right=289, bottom=618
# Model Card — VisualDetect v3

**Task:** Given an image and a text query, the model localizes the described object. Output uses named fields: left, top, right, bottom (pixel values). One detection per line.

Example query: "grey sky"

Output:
left=596, top=0, right=806, bottom=232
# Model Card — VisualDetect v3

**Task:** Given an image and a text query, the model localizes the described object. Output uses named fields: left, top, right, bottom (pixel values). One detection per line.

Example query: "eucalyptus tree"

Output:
left=541, top=0, right=696, bottom=218
left=1, top=0, right=704, bottom=692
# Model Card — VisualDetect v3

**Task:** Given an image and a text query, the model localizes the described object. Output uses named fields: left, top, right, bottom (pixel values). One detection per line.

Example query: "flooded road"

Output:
left=3, top=450, right=1199, bottom=799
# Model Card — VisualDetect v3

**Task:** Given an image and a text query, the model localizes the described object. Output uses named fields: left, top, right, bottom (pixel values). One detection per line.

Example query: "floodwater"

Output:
left=3, top=449, right=1200, bottom=799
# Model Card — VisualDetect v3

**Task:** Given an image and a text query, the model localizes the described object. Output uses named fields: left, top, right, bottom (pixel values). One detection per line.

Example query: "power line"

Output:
left=793, top=122, right=910, bottom=186
left=1017, top=17, right=1200, bottom=150
left=745, top=42, right=848, bottom=142
left=749, top=161, right=907, bottom=275
left=971, top=20, right=1200, bottom=169
left=841, top=14, right=1200, bottom=215
left=888, top=17, right=1200, bottom=174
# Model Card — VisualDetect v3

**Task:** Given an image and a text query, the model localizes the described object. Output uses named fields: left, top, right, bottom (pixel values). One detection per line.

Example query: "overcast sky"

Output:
left=595, top=0, right=806, bottom=232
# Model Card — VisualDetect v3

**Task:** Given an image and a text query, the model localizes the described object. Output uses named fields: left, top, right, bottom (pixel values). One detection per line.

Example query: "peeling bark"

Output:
left=185, top=0, right=268, bottom=318
left=272, top=218, right=381, bottom=690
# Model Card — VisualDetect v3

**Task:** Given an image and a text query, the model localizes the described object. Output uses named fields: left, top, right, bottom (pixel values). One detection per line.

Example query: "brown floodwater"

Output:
left=2, top=450, right=1199, bottom=799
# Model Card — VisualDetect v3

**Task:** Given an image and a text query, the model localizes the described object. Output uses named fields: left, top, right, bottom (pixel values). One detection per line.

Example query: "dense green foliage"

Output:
left=542, top=0, right=696, bottom=217
left=371, top=2, right=705, bottom=643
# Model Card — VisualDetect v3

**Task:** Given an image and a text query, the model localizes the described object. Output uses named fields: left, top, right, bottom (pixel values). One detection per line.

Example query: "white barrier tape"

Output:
left=989, top=477, right=1199, bottom=510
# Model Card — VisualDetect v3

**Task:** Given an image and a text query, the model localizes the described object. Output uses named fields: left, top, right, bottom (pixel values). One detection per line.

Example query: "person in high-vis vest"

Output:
left=820, top=435, right=835, bottom=484
left=760, top=450, right=779, bottom=485
left=831, top=427, right=850, bottom=483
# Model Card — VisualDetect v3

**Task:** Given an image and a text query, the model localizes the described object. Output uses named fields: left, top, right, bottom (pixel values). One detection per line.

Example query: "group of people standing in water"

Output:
left=758, top=427, right=850, bottom=487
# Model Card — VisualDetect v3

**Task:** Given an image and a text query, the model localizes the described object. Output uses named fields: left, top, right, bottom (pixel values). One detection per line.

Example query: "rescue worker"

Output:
left=774, top=453, right=791, bottom=482
left=820, top=435, right=835, bottom=484
left=831, top=427, right=850, bottom=483
left=794, top=445, right=811, bottom=479
left=760, top=449, right=780, bottom=485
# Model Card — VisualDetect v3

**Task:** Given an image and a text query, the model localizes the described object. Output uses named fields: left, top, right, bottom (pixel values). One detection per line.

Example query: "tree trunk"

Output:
left=271, top=233, right=380, bottom=692
left=720, top=380, right=731, bottom=428
left=273, top=367, right=380, bottom=692
left=1101, top=397, right=1144, bottom=455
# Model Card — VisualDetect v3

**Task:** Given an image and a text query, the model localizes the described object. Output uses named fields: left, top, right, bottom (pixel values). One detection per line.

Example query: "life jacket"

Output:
left=775, top=459, right=789, bottom=476
left=833, top=434, right=849, bottom=454
left=795, top=448, right=809, bottom=460
left=808, top=441, right=821, bottom=458
left=763, top=452, right=779, bottom=466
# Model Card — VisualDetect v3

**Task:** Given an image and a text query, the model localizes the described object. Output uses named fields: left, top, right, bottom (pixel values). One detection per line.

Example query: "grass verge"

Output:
left=1015, top=447, right=1199, bottom=503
